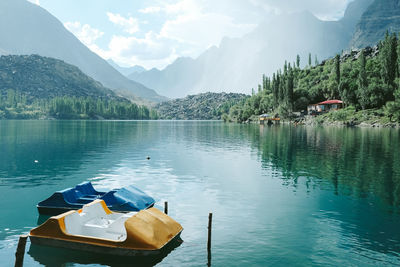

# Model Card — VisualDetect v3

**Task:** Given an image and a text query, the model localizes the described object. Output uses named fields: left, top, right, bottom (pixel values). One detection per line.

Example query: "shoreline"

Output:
left=1, top=117, right=399, bottom=128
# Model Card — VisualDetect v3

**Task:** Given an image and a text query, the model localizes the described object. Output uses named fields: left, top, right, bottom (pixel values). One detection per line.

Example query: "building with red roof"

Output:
left=307, top=100, right=343, bottom=115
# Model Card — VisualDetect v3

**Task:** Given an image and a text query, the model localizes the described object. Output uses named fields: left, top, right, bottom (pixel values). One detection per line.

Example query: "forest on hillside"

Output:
left=156, top=92, right=248, bottom=120
left=225, top=32, right=400, bottom=124
left=0, top=90, right=158, bottom=120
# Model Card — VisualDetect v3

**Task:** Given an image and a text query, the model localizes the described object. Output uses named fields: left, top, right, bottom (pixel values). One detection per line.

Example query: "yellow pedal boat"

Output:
left=29, top=199, right=183, bottom=256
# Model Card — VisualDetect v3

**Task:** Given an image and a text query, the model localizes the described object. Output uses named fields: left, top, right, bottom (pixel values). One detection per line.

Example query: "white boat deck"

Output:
left=64, top=202, right=137, bottom=241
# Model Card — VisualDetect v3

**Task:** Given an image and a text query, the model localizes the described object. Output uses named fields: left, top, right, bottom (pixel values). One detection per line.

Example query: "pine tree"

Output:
left=308, top=53, right=312, bottom=67
left=380, top=31, right=398, bottom=92
left=284, top=61, right=288, bottom=75
left=286, top=66, right=294, bottom=112
left=335, top=54, right=341, bottom=86
left=272, top=73, right=278, bottom=108
left=296, top=55, right=300, bottom=69
left=358, top=49, right=368, bottom=110
left=262, top=74, right=266, bottom=91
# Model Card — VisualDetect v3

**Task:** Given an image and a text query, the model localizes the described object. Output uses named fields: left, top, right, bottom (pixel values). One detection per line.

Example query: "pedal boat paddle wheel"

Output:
left=29, top=200, right=183, bottom=256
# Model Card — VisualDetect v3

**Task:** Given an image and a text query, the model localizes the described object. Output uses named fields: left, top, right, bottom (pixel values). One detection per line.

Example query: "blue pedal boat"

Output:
left=37, top=182, right=155, bottom=215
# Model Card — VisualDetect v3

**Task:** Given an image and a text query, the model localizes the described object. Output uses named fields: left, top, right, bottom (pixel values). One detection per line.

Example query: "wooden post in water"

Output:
left=14, top=235, right=28, bottom=267
left=207, top=213, right=212, bottom=266
left=164, top=201, right=168, bottom=215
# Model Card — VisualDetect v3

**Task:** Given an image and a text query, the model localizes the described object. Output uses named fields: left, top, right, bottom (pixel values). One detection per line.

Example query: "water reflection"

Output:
left=0, top=121, right=400, bottom=266
left=254, top=125, right=400, bottom=210
left=28, top=238, right=183, bottom=267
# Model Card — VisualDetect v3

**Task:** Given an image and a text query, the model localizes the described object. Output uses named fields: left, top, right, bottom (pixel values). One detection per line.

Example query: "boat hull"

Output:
left=29, top=232, right=182, bottom=257
left=30, top=201, right=183, bottom=256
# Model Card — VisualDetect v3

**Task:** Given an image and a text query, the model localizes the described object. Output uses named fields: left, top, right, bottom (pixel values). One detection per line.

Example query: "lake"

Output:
left=0, top=120, right=399, bottom=266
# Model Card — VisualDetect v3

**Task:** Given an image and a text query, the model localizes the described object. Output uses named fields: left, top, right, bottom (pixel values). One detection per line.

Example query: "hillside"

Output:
left=0, top=0, right=165, bottom=103
left=128, top=0, right=373, bottom=98
left=0, top=55, right=117, bottom=101
left=0, top=54, right=158, bottom=120
left=350, top=0, right=400, bottom=48
left=225, top=33, right=400, bottom=125
left=156, top=92, right=248, bottom=120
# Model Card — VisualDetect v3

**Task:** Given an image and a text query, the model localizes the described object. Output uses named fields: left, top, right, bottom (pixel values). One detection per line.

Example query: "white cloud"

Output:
left=107, top=12, right=139, bottom=34
left=27, top=0, right=40, bottom=6
left=64, top=21, right=104, bottom=46
left=159, top=0, right=256, bottom=54
left=161, top=13, right=255, bottom=47
left=61, top=0, right=353, bottom=70
left=109, top=32, right=173, bottom=60
left=96, top=0, right=256, bottom=69
left=139, top=6, right=161, bottom=14
left=164, top=0, right=201, bottom=15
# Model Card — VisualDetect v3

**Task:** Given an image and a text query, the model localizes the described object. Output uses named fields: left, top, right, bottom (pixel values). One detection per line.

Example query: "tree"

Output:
left=272, top=73, right=279, bottom=108
left=296, top=55, right=300, bottom=68
left=358, top=49, right=368, bottom=109
left=7, top=89, right=16, bottom=108
left=262, top=74, right=266, bottom=91
left=315, top=55, right=319, bottom=66
left=335, top=54, right=341, bottom=86
left=380, top=31, right=398, bottom=95
left=286, top=66, right=294, bottom=112
left=308, top=53, right=312, bottom=67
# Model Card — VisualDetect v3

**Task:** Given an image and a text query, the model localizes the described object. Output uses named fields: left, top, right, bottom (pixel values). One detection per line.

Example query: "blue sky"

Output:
left=28, top=0, right=354, bottom=70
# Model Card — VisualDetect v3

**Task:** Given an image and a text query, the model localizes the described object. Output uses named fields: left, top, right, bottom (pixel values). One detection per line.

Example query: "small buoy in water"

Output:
left=34, top=160, right=39, bottom=163
left=146, top=156, right=150, bottom=160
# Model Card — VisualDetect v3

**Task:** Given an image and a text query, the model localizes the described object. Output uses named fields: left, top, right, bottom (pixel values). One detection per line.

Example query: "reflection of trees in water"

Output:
left=250, top=125, right=400, bottom=209
left=0, top=121, right=156, bottom=186
left=249, top=125, right=400, bottom=257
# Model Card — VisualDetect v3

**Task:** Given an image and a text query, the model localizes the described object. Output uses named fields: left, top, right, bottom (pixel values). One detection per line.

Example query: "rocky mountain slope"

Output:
left=155, top=92, right=248, bottom=120
left=0, top=55, right=118, bottom=101
left=0, top=0, right=165, bottom=103
left=350, top=0, right=400, bottom=48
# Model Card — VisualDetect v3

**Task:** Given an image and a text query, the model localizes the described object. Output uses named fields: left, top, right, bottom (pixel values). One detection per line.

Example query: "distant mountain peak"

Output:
left=0, top=0, right=165, bottom=102
left=106, top=59, right=147, bottom=76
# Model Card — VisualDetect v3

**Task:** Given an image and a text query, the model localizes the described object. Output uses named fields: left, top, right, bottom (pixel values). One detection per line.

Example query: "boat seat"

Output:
left=75, top=182, right=101, bottom=196
left=63, top=201, right=134, bottom=241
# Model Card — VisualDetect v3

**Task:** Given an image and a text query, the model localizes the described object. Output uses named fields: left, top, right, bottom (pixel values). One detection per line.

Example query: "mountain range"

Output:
left=1, top=0, right=399, bottom=103
left=107, top=59, right=147, bottom=77
left=128, top=0, right=400, bottom=99
left=0, top=0, right=165, bottom=103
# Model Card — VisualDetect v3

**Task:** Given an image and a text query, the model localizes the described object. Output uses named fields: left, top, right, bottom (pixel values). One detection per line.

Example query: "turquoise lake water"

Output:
left=0, top=120, right=399, bottom=266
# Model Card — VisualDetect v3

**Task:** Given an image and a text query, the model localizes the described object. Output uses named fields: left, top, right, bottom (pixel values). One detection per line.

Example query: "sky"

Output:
left=28, top=0, right=354, bottom=70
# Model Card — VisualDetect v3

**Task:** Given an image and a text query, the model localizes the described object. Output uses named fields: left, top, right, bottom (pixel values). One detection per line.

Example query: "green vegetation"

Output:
left=156, top=92, right=248, bottom=120
left=0, top=89, right=158, bottom=120
left=0, top=55, right=117, bottom=101
left=225, top=32, right=400, bottom=125
left=0, top=55, right=158, bottom=120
